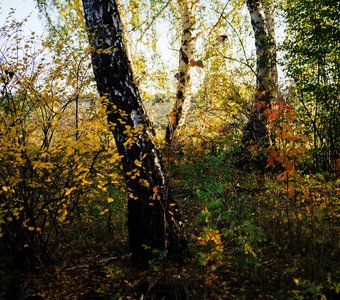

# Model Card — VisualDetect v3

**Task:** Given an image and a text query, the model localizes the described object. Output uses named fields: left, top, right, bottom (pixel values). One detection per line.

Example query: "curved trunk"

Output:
left=165, top=0, right=196, bottom=145
left=82, top=0, right=188, bottom=269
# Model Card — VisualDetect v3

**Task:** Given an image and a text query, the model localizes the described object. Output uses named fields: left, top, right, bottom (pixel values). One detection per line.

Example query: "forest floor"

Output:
left=1, top=144, right=339, bottom=299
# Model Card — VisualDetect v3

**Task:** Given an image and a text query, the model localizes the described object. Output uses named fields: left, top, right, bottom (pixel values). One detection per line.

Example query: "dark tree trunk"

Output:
left=82, top=0, right=188, bottom=269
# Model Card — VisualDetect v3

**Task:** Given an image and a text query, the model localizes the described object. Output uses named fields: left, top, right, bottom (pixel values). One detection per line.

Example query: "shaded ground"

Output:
left=1, top=148, right=339, bottom=299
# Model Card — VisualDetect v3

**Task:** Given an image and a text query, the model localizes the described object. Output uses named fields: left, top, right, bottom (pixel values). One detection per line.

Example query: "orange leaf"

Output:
left=189, top=58, right=196, bottom=66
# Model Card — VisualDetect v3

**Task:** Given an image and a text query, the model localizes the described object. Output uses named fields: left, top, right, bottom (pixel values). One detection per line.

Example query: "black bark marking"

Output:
left=82, top=0, right=188, bottom=269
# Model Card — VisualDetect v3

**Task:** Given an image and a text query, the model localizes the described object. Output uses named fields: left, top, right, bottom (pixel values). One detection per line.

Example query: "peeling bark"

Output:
left=82, top=0, right=188, bottom=269
left=165, top=0, right=197, bottom=145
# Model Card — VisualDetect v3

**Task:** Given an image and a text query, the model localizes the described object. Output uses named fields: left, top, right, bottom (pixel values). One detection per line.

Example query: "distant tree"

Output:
left=82, top=0, right=188, bottom=269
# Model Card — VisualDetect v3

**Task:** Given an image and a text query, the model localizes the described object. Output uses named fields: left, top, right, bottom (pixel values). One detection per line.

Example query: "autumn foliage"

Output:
left=0, top=15, right=123, bottom=268
left=0, top=1, right=339, bottom=299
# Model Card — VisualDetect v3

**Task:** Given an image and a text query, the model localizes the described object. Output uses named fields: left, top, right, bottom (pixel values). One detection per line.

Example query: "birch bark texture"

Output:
left=245, top=0, right=278, bottom=146
left=247, top=0, right=278, bottom=102
left=82, top=0, right=188, bottom=269
left=165, top=0, right=197, bottom=144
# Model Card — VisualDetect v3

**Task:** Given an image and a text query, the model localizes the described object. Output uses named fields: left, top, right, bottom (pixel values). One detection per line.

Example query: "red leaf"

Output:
left=268, top=111, right=279, bottom=122
left=255, top=101, right=266, bottom=109
left=284, top=161, right=295, bottom=172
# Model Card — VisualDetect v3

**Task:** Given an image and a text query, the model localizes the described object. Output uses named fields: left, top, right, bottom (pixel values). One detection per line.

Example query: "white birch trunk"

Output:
left=245, top=0, right=278, bottom=146
left=247, top=0, right=278, bottom=102
left=263, top=0, right=278, bottom=99
left=165, top=0, right=197, bottom=143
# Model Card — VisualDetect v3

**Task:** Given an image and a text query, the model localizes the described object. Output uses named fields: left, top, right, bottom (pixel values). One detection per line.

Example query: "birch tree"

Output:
left=245, top=0, right=278, bottom=146
left=165, top=0, right=198, bottom=145
left=82, top=0, right=188, bottom=269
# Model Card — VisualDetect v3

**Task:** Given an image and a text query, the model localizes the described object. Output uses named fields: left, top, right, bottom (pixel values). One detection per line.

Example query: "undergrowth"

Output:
left=1, top=136, right=339, bottom=299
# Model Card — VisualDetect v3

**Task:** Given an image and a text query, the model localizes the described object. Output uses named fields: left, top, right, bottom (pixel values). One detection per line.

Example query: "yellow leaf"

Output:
left=7, top=217, right=13, bottom=222
left=57, top=211, right=67, bottom=223
left=24, top=244, right=29, bottom=248
left=28, top=226, right=35, bottom=231
left=107, top=197, right=114, bottom=203
left=140, top=179, right=150, bottom=188
left=134, top=159, right=142, bottom=167
left=65, top=187, right=76, bottom=196
left=66, top=147, right=74, bottom=157
left=2, top=186, right=8, bottom=192
left=100, top=209, right=109, bottom=215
